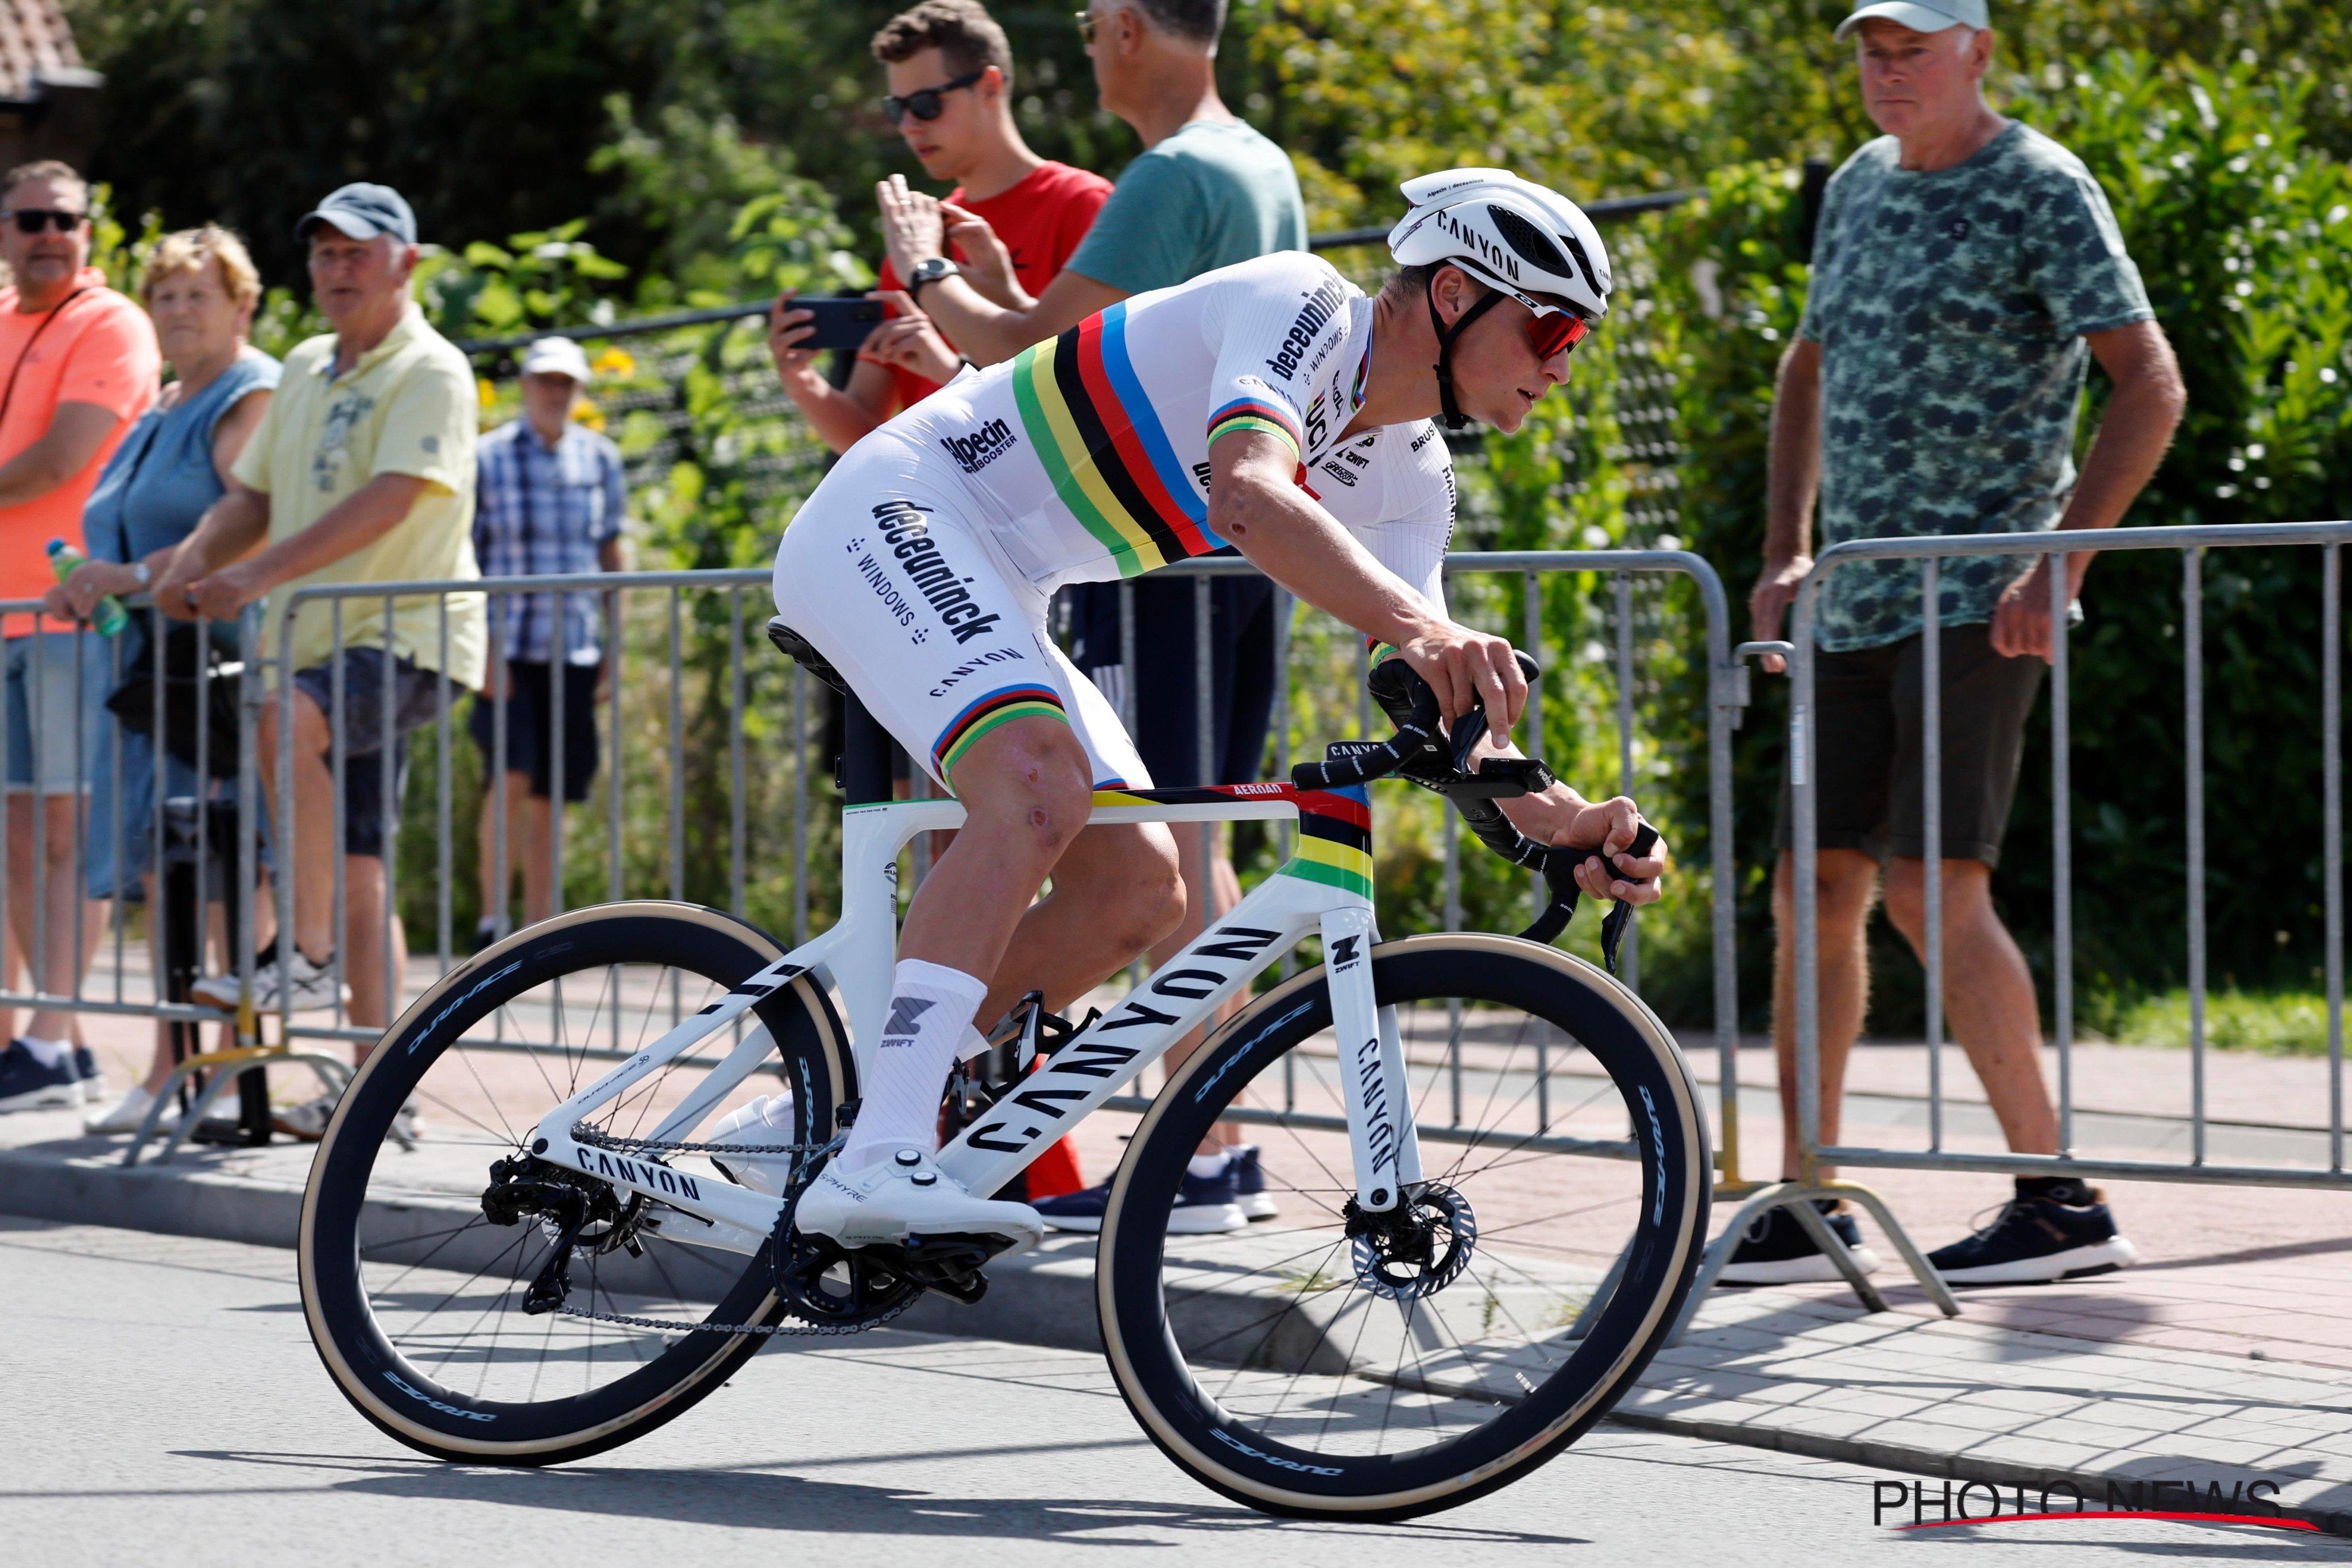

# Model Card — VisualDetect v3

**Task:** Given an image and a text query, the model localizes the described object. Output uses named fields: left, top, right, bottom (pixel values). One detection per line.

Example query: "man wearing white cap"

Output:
left=468, top=335, right=627, bottom=950
left=1739, top=1, right=2185, bottom=1285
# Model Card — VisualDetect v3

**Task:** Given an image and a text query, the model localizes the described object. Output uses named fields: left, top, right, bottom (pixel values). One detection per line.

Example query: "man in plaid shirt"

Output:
left=469, top=336, right=625, bottom=948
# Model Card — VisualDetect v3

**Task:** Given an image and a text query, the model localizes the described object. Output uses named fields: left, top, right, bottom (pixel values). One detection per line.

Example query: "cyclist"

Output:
left=768, top=168, right=1669, bottom=1249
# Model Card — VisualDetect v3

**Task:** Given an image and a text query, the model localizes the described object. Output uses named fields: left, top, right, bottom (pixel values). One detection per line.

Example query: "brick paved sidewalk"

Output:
left=1622, top=1283, right=2352, bottom=1531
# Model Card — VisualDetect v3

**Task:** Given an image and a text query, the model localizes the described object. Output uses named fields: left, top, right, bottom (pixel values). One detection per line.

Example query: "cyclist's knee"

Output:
left=1128, top=826, right=1186, bottom=947
left=953, top=718, right=1093, bottom=854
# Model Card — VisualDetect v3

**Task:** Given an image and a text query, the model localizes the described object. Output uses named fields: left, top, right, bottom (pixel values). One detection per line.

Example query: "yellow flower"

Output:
left=590, top=347, right=636, bottom=379
left=477, top=376, right=496, bottom=407
left=573, top=397, right=606, bottom=432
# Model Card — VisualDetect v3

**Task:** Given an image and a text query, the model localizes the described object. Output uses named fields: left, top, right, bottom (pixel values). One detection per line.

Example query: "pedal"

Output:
left=894, top=1232, right=1012, bottom=1305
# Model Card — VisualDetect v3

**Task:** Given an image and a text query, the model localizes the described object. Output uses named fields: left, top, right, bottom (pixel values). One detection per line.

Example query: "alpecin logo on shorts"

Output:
left=938, top=417, right=1016, bottom=475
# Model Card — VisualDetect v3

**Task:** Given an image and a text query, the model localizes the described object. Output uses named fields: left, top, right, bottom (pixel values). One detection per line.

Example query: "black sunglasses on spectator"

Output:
left=7, top=209, right=86, bottom=235
left=1074, top=9, right=1098, bottom=44
left=882, top=69, right=986, bottom=126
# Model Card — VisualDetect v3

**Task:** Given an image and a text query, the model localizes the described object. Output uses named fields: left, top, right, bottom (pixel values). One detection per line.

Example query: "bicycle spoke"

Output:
left=1146, top=971, right=1670, bottom=1472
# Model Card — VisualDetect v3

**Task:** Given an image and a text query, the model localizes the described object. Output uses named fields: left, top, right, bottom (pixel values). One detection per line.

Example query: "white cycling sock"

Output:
left=841, top=959, right=989, bottom=1173
left=18, top=1034, right=69, bottom=1068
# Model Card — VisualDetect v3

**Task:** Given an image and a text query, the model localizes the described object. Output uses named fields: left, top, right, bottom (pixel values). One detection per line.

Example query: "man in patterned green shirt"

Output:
left=1736, top=0, right=2185, bottom=1287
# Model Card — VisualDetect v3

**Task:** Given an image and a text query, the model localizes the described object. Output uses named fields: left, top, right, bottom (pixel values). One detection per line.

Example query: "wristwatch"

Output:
left=906, top=255, right=960, bottom=300
left=130, top=561, right=152, bottom=590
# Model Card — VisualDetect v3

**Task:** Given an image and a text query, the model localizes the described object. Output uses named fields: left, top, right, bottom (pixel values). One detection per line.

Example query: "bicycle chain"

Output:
left=556, top=1126, right=919, bottom=1338
left=551, top=1292, right=916, bottom=1338
left=571, top=1125, right=826, bottom=1159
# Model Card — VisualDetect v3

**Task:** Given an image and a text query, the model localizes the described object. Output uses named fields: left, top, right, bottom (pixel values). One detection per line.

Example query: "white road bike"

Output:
left=299, top=623, right=1708, bottom=1521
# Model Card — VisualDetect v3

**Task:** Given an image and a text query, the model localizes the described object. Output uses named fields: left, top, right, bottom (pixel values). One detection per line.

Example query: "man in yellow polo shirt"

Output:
left=157, top=183, right=485, bottom=1136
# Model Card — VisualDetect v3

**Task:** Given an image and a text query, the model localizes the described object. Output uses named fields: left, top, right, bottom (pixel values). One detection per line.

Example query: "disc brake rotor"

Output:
left=1347, top=1181, right=1479, bottom=1302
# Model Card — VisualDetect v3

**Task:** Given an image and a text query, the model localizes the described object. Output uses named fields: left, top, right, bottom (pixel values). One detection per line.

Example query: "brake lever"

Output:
left=1520, top=822, right=1662, bottom=974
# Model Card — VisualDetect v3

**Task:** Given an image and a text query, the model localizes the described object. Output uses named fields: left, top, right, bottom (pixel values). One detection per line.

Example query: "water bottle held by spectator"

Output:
left=46, top=538, right=125, bottom=634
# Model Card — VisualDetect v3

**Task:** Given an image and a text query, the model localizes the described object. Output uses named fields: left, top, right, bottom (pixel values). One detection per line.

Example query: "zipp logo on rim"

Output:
left=384, top=1369, right=497, bottom=1422
left=1210, top=1427, right=1343, bottom=1476
left=1639, top=1085, right=1666, bottom=1224
left=1193, top=997, right=1314, bottom=1104
left=411, top=958, right=526, bottom=1052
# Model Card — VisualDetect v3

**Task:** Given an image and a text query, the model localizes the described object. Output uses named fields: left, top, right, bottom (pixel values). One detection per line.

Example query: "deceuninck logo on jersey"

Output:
left=1264, top=275, right=1347, bottom=382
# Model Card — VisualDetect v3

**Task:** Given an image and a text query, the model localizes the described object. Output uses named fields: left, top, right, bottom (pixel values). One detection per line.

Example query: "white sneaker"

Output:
left=707, top=1092, right=798, bottom=1195
left=85, top=1084, right=161, bottom=1136
left=192, top=945, right=347, bottom=1013
left=793, top=1145, right=1043, bottom=1255
left=274, top=1091, right=341, bottom=1140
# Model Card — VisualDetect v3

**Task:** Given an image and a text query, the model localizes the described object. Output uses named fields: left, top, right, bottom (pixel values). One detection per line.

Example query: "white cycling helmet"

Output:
left=1387, top=168, right=1612, bottom=428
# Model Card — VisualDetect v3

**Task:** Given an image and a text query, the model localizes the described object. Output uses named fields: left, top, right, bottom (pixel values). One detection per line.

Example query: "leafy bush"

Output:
left=2084, top=986, right=2337, bottom=1056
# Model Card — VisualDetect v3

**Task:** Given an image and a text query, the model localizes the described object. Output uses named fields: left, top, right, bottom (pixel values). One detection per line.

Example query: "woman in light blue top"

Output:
left=44, top=227, right=280, bottom=1131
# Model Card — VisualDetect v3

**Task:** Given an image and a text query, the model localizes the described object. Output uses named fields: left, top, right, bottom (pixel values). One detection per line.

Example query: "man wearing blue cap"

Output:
left=1739, top=1, right=2186, bottom=1286
left=158, top=182, right=486, bottom=1137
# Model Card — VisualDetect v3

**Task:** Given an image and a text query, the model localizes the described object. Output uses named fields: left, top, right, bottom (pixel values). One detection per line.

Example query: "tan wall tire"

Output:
left=297, top=901, right=850, bottom=1465
left=1094, top=934, right=1709, bottom=1520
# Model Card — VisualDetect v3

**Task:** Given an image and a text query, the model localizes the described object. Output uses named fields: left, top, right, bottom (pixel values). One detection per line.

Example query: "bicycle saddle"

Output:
left=765, top=617, right=851, bottom=696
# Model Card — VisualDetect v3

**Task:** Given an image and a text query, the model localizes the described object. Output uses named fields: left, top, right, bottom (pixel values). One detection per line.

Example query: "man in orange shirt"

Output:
left=767, top=0, right=1111, bottom=451
left=0, top=160, right=159, bottom=1113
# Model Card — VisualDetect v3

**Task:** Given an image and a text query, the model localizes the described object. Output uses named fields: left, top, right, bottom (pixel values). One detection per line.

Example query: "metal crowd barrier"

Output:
left=2, top=551, right=1764, bottom=1187
left=1669, top=520, right=2352, bottom=1336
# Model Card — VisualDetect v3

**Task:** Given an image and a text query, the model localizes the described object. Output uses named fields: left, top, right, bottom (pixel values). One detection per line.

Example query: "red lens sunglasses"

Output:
left=1526, top=310, right=1590, bottom=361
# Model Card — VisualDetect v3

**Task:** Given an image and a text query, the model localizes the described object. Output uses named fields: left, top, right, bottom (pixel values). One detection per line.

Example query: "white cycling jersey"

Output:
left=772, top=251, right=1456, bottom=790
left=890, top=250, right=1454, bottom=600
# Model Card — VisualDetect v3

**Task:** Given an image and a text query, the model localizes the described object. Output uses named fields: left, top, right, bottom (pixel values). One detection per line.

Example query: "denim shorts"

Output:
left=3, top=630, right=103, bottom=796
left=291, top=646, right=446, bottom=859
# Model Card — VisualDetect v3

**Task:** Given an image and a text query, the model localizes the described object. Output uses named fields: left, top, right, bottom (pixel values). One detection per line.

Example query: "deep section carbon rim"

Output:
left=301, top=904, right=843, bottom=1454
left=1100, top=938, right=1707, bottom=1515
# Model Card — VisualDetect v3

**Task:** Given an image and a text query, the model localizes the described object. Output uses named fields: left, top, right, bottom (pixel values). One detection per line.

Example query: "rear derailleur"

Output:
left=481, top=1154, right=651, bottom=1315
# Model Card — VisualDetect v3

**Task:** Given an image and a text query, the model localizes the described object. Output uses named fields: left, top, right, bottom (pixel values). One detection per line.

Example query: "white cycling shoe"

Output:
left=792, top=1145, right=1043, bottom=1256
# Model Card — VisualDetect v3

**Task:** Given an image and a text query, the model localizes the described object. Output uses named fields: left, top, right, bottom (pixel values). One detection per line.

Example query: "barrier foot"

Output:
left=121, top=1050, right=353, bottom=1167
left=1666, top=1179, right=1956, bottom=1346
left=1818, top=1176, right=1962, bottom=1319
left=1562, top=1245, right=1630, bottom=1341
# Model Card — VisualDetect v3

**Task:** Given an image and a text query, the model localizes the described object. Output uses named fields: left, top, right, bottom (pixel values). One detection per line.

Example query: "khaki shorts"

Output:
left=1775, top=621, right=2046, bottom=868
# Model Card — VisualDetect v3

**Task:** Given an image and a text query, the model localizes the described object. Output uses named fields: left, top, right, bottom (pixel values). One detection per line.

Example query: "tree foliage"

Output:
left=65, top=1, right=2352, bottom=1021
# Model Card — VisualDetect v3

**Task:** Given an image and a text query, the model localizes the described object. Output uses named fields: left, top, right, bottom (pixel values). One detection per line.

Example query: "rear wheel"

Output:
left=298, top=902, right=852, bottom=1464
left=1097, top=934, right=1708, bottom=1520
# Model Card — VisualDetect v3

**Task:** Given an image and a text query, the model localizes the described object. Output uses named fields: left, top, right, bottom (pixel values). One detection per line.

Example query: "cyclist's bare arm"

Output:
left=1464, top=729, right=1668, bottom=903
left=1208, top=428, right=1526, bottom=741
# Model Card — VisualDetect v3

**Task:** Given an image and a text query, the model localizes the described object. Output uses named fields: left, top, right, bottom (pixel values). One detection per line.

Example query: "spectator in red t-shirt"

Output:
left=767, top=0, right=1110, bottom=455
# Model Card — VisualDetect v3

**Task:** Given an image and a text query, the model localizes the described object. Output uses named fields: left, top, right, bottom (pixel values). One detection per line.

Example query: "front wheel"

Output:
left=1097, top=934, right=1709, bottom=1520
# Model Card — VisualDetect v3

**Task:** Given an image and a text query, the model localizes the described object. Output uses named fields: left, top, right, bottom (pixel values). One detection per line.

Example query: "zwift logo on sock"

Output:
left=881, top=996, right=935, bottom=1048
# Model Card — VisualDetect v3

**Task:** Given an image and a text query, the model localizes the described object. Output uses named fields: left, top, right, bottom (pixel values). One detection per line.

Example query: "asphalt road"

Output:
left=4, top=1215, right=2341, bottom=1566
